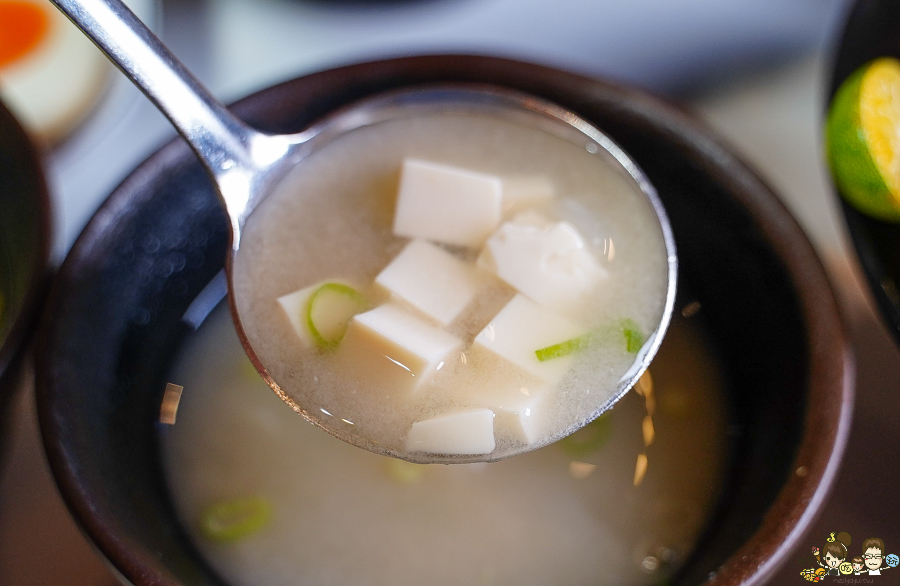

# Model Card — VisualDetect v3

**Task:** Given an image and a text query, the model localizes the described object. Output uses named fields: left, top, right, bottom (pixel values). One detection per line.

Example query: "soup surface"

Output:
left=161, top=303, right=727, bottom=586
left=232, top=109, right=671, bottom=460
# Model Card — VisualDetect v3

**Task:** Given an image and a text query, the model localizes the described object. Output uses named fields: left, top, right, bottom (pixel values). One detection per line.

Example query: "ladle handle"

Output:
left=49, top=0, right=265, bottom=187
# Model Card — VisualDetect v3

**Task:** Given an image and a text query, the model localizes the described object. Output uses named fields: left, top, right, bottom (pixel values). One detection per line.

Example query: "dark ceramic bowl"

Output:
left=829, top=0, right=900, bottom=348
left=37, top=56, right=852, bottom=586
left=0, top=100, right=51, bottom=438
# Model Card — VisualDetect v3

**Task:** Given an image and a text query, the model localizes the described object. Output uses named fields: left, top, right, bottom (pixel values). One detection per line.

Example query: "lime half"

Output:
left=827, top=57, right=900, bottom=222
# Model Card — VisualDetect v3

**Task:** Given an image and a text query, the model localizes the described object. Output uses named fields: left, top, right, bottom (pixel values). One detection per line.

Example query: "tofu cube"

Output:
left=335, top=303, right=462, bottom=395
left=501, top=175, right=555, bottom=216
left=479, top=216, right=605, bottom=308
left=393, top=158, right=502, bottom=248
left=474, top=294, right=586, bottom=384
left=375, top=240, right=479, bottom=326
left=406, top=409, right=496, bottom=455
left=277, top=283, right=319, bottom=347
left=492, top=384, right=549, bottom=445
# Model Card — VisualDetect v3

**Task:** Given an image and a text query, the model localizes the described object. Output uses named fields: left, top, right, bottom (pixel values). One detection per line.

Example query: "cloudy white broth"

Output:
left=231, top=110, right=671, bottom=460
left=161, top=303, right=727, bottom=586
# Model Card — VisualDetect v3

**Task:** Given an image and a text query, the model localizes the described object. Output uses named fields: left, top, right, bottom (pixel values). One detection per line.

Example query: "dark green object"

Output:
left=558, top=413, right=613, bottom=458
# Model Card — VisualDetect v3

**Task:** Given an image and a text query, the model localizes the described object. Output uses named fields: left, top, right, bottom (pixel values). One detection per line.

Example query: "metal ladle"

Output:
left=51, top=0, right=677, bottom=463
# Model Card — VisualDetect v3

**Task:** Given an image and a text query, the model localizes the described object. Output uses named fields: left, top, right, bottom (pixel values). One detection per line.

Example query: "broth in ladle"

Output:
left=232, top=109, right=671, bottom=461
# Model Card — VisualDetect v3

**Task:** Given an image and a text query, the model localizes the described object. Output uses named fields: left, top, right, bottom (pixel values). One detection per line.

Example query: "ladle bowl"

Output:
left=51, top=0, right=676, bottom=461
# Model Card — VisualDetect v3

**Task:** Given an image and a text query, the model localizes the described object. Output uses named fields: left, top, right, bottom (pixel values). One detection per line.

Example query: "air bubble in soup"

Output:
left=161, top=305, right=727, bottom=586
left=232, top=111, right=670, bottom=459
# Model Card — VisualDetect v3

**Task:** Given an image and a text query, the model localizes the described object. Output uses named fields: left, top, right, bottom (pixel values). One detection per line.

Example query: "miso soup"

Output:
left=232, top=108, right=672, bottom=460
left=161, top=303, right=727, bottom=586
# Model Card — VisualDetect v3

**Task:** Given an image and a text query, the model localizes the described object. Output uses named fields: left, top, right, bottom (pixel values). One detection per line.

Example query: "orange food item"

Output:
left=0, top=1, right=50, bottom=69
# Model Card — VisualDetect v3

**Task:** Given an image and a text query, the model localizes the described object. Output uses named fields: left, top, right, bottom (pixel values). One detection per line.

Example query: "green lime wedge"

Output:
left=826, top=57, right=900, bottom=222
left=199, top=496, right=272, bottom=543
left=305, top=282, right=366, bottom=350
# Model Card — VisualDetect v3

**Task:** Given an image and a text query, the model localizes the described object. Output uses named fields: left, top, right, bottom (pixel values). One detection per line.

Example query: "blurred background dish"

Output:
left=0, top=0, right=110, bottom=145
left=0, top=97, right=51, bottom=457
left=828, top=0, right=900, bottom=347
left=0, top=0, right=159, bottom=146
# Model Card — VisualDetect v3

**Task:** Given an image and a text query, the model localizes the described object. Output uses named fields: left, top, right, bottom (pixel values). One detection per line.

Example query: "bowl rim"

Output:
left=36, top=54, right=853, bottom=586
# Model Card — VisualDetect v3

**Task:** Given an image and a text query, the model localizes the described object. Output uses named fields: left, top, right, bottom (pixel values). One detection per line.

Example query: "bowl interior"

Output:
left=37, top=56, right=850, bottom=586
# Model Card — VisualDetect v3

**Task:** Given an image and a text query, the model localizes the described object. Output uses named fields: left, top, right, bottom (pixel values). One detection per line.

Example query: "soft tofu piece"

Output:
left=448, top=346, right=551, bottom=445
left=490, top=384, right=549, bottom=445
left=507, top=210, right=552, bottom=228
left=335, top=303, right=462, bottom=395
left=277, top=283, right=319, bottom=347
left=474, top=294, right=586, bottom=384
left=406, top=409, right=496, bottom=454
left=375, top=239, right=479, bottom=326
left=479, top=214, right=605, bottom=308
left=501, top=176, right=555, bottom=215
left=393, top=158, right=502, bottom=248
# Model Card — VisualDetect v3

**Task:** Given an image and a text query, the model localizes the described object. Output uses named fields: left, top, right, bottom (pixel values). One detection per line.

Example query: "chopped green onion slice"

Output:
left=200, top=496, right=272, bottom=543
left=305, top=282, right=366, bottom=350
left=620, top=318, right=645, bottom=354
left=535, top=318, right=646, bottom=361
left=385, top=458, right=427, bottom=484
left=535, top=333, right=594, bottom=362
left=558, top=413, right=613, bottom=458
